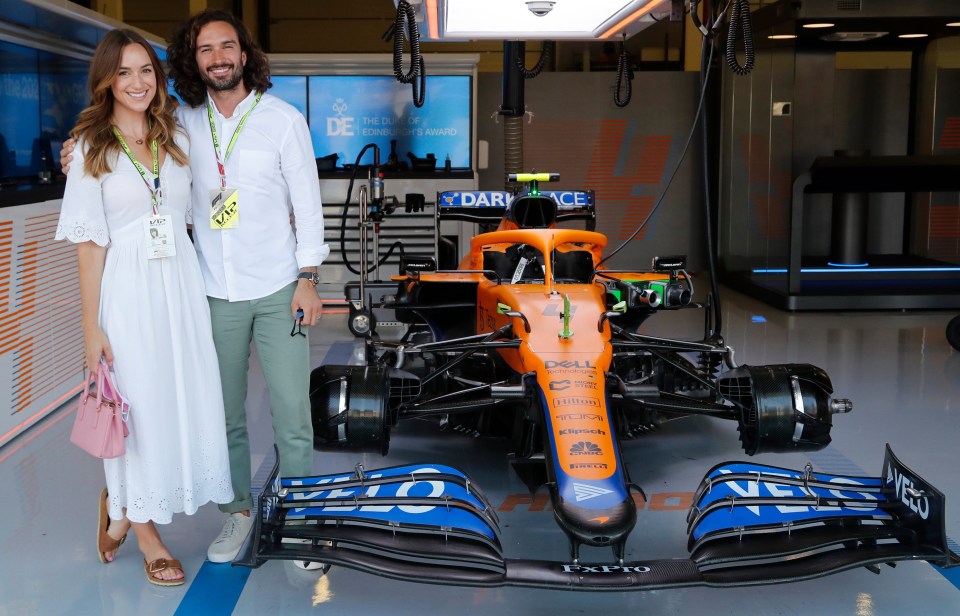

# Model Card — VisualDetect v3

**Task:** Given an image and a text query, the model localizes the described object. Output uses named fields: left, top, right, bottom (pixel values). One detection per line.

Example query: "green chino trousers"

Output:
left=208, top=282, right=314, bottom=513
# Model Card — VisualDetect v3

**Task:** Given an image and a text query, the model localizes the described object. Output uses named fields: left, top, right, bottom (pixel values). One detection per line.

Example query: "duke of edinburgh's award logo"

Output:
left=570, top=441, right=602, bottom=456
left=327, top=98, right=354, bottom=136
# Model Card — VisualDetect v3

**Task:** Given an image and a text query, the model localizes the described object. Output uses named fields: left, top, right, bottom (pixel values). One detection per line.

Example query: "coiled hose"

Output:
left=517, top=41, right=553, bottom=78
left=392, top=0, right=426, bottom=107
left=725, top=0, right=754, bottom=76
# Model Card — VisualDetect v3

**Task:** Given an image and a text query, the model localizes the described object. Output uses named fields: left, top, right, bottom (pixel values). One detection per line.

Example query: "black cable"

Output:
left=392, top=0, right=427, bottom=107
left=597, top=39, right=716, bottom=268
left=517, top=41, right=553, bottom=78
left=338, top=145, right=404, bottom=275
left=392, top=0, right=421, bottom=84
left=411, top=56, right=426, bottom=108
left=699, top=33, right=723, bottom=336
left=725, top=0, right=754, bottom=76
left=614, top=37, right=633, bottom=108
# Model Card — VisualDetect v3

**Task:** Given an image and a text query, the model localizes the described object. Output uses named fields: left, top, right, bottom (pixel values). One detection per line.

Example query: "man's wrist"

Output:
left=297, top=270, right=320, bottom=285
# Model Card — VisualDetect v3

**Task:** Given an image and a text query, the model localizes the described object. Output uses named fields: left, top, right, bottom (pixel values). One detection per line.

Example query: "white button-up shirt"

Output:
left=177, top=90, right=329, bottom=301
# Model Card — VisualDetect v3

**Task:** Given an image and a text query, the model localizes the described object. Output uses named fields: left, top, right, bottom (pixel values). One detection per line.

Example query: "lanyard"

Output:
left=113, top=127, right=160, bottom=216
left=207, top=91, right=263, bottom=190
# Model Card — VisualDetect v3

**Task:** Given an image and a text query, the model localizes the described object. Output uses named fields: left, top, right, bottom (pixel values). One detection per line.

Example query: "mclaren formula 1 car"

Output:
left=236, top=173, right=958, bottom=591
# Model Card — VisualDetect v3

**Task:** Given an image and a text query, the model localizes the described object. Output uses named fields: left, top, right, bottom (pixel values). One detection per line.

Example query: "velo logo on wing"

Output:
left=570, top=441, right=603, bottom=456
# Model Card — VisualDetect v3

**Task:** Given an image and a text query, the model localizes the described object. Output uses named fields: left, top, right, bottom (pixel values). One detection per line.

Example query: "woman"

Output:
left=55, top=29, right=233, bottom=586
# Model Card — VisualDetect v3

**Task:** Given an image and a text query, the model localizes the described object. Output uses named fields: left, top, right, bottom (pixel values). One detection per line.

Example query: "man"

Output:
left=61, top=9, right=324, bottom=564
left=167, top=10, right=327, bottom=563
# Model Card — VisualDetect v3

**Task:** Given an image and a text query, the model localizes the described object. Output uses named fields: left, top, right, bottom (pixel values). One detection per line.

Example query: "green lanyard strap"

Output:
left=207, top=91, right=263, bottom=190
left=113, top=127, right=160, bottom=215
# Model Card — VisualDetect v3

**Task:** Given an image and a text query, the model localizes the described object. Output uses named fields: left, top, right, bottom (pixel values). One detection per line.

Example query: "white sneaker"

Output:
left=207, top=513, right=255, bottom=563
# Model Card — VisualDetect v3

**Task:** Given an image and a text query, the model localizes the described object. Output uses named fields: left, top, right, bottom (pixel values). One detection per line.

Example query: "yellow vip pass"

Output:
left=210, top=188, right=240, bottom=229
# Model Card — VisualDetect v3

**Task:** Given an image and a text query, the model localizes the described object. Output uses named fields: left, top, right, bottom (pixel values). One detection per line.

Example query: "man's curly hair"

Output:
left=167, top=9, right=271, bottom=108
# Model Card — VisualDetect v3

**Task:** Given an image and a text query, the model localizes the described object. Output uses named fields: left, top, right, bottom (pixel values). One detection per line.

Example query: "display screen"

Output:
left=307, top=75, right=471, bottom=170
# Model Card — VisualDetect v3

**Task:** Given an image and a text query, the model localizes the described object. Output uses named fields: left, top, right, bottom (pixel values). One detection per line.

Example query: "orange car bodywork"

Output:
left=411, top=227, right=678, bottom=545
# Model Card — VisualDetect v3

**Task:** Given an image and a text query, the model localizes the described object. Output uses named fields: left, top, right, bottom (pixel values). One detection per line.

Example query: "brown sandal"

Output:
left=144, top=558, right=185, bottom=586
left=97, top=488, right=127, bottom=564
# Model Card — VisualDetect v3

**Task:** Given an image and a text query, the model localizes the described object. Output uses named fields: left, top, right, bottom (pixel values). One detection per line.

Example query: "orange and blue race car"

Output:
left=236, top=173, right=958, bottom=590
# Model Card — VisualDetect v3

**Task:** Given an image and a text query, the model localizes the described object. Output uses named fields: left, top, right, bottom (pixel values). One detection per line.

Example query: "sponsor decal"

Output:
left=569, top=463, right=608, bottom=470
left=561, top=564, right=652, bottom=574
left=546, top=360, right=595, bottom=369
left=588, top=516, right=610, bottom=524
left=543, top=304, right=577, bottom=317
left=889, top=466, right=930, bottom=520
left=557, top=413, right=604, bottom=422
left=549, top=379, right=598, bottom=391
left=573, top=483, right=614, bottom=502
left=497, top=491, right=693, bottom=512
left=715, top=470, right=879, bottom=515
left=560, top=428, right=606, bottom=436
left=439, top=191, right=591, bottom=209
left=570, top=441, right=602, bottom=456
left=555, top=397, right=601, bottom=407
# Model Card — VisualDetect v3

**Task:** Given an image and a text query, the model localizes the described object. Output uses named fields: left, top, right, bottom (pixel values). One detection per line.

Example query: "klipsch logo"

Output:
left=570, top=441, right=602, bottom=456
left=560, top=428, right=606, bottom=436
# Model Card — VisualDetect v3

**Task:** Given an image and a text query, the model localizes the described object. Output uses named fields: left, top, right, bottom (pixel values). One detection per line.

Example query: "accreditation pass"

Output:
left=210, top=188, right=240, bottom=229
left=143, top=214, right=176, bottom=259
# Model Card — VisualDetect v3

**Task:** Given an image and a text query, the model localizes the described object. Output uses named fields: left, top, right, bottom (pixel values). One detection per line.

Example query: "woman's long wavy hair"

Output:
left=70, top=29, right=187, bottom=179
left=167, top=9, right=272, bottom=108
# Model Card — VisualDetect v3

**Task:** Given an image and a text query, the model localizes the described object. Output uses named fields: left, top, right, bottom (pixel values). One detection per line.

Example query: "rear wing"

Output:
left=436, top=190, right=596, bottom=228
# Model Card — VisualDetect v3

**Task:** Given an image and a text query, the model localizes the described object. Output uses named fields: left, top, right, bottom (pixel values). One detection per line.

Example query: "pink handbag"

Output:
left=70, top=362, right=130, bottom=458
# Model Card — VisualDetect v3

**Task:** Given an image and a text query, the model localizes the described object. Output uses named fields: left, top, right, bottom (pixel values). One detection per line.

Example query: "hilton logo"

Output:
left=555, top=397, right=600, bottom=407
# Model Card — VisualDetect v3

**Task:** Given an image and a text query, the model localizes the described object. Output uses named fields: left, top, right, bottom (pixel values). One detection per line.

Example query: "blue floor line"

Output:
left=176, top=344, right=343, bottom=614
left=174, top=563, right=251, bottom=616
left=810, top=447, right=960, bottom=593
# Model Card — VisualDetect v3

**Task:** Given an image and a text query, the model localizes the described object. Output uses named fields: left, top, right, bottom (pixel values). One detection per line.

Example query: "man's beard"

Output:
left=202, top=64, right=244, bottom=92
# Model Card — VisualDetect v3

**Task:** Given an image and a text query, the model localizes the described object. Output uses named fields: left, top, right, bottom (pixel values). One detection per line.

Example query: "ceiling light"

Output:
left=820, top=31, right=888, bottom=42
left=802, top=23, right=835, bottom=29
left=898, top=33, right=928, bottom=39
left=415, top=0, right=671, bottom=41
left=768, top=34, right=797, bottom=40
left=947, top=22, right=960, bottom=27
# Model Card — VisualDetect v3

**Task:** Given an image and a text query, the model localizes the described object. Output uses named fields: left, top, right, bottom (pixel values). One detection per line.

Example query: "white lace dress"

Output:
left=56, top=134, right=233, bottom=524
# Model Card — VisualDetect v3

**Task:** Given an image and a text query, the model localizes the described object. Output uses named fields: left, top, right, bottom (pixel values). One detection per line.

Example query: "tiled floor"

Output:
left=1, top=287, right=959, bottom=615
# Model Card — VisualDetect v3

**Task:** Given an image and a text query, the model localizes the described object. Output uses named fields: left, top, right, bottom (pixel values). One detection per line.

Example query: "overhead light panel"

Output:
left=898, top=33, right=929, bottom=39
left=802, top=23, right=835, bottom=29
left=407, top=0, right=672, bottom=41
left=820, top=32, right=888, bottom=43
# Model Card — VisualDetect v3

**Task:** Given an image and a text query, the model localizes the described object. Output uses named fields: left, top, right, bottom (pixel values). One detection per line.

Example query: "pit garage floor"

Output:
left=2, top=287, right=959, bottom=615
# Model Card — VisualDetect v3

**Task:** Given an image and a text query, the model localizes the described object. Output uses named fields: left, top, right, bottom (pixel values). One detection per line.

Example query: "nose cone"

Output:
left=553, top=494, right=636, bottom=548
